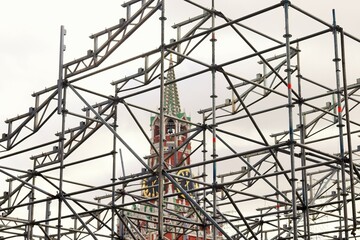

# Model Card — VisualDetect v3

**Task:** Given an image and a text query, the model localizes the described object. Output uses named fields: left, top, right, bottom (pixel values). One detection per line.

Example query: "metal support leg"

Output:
left=283, top=1, right=298, bottom=238
left=332, top=9, right=349, bottom=239
left=158, top=1, right=166, bottom=239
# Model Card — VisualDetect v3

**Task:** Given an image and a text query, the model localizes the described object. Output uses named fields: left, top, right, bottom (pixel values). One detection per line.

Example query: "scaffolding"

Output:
left=1, top=0, right=360, bottom=239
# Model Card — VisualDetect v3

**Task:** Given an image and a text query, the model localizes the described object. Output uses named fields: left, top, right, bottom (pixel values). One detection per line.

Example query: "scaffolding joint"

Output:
left=295, top=97, right=305, bottom=105
left=286, top=139, right=297, bottom=148
left=342, top=156, right=350, bottom=164
left=62, top=79, right=69, bottom=87
left=289, top=177, right=298, bottom=183
left=27, top=169, right=40, bottom=177
left=212, top=182, right=222, bottom=191
left=280, top=0, right=291, bottom=6
left=213, top=10, right=225, bottom=18
left=158, top=43, right=167, bottom=51
left=28, top=220, right=36, bottom=227
left=115, top=96, right=124, bottom=104
left=208, top=124, right=218, bottom=132
left=210, top=64, right=222, bottom=72
left=340, top=192, right=349, bottom=197
left=61, top=109, right=69, bottom=115
left=117, top=188, right=126, bottom=196
left=332, top=24, right=343, bottom=33
left=56, top=191, right=65, bottom=200
left=200, top=172, right=208, bottom=178
left=297, top=204, right=308, bottom=212
left=286, top=103, right=295, bottom=109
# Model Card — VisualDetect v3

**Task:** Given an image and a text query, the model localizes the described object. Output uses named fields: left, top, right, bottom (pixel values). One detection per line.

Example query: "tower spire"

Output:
left=164, top=54, right=181, bottom=116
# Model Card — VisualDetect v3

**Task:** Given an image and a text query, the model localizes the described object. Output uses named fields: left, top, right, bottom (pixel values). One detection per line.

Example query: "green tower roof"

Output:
left=164, top=55, right=181, bottom=116
left=150, top=55, right=190, bottom=126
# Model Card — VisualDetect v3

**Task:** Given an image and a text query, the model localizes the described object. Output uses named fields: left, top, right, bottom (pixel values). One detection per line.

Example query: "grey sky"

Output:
left=1, top=1, right=359, bottom=127
left=0, top=0, right=359, bottom=176
left=0, top=1, right=359, bottom=238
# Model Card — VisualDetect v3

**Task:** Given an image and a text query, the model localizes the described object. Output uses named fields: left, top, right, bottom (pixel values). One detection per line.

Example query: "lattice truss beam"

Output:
left=1, top=0, right=360, bottom=239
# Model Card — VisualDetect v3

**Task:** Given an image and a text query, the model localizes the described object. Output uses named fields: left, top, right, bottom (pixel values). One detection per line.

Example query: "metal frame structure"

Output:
left=1, top=0, right=360, bottom=239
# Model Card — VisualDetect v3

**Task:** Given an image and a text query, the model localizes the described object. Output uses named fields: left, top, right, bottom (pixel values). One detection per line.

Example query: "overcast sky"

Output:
left=0, top=0, right=359, bottom=174
left=1, top=1, right=359, bottom=127
left=0, top=1, right=358, bottom=118
left=0, top=1, right=359, bottom=230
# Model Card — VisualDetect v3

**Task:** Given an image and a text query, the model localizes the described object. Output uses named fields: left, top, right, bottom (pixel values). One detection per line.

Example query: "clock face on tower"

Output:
left=175, top=168, right=197, bottom=199
left=142, top=175, right=159, bottom=198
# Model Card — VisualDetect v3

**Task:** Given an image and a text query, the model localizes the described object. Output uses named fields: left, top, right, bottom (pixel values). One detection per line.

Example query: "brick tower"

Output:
left=123, top=55, right=218, bottom=240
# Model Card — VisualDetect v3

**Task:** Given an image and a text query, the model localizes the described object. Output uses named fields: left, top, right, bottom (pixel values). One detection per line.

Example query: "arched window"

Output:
left=166, top=119, right=175, bottom=134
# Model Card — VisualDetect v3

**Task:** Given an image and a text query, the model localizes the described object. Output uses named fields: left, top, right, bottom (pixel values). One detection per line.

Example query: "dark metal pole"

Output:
left=111, top=88, right=119, bottom=239
left=283, top=1, right=298, bottom=239
left=57, top=26, right=65, bottom=115
left=210, top=1, right=218, bottom=239
left=119, top=149, right=126, bottom=239
left=339, top=27, right=357, bottom=236
left=332, top=9, right=349, bottom=239
left=296, top=42, right=310, bottom=239
left=57, top=25, right=66, bottom=240
left=158, top=0, right=166, bottom=239
left=27, top=161, right=36, bottom=239
left=202, top=113, right=208, bottom=240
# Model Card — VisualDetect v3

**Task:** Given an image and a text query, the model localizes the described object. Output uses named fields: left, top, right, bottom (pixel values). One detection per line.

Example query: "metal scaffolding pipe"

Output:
left=1, top=2, right=360, bottom=240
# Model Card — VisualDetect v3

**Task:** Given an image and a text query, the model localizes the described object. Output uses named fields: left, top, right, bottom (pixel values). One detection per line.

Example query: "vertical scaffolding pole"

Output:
left=34, top=95, right=39, bottom=130
left=332, top=9, right=349, bottom=239
left=45, top=197, right=51, bottom=236
left=275, top=161, right=281, bottom=237
left=7, top=179, right=12, bottom=211
left=27, top=161, right=36, bottom=239
left=176, top=26, right=182, bottom=63
left=111, top=89, right=119, bottom=240
left=340, top=27, right=357, bottom=236
left=210, top=0, right=218, bottom=239
left=119, top=148, right=126, bottom=238
left=57, top=25, right=65, bottom=115
left=202, top=113, right=208, bottom=240
left=158, top=0, right=166, bottom=239
left=283, top=1, right=298, bottom=239
left=296, top=43, right=310, bottom=239
left=337, top=169, right=343, bottom=238
left=57, top=25, right=67, bottom=240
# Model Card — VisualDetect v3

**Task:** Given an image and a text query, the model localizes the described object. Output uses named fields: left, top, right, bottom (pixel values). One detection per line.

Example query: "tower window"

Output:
left=166, top=119, right=175, bottom=134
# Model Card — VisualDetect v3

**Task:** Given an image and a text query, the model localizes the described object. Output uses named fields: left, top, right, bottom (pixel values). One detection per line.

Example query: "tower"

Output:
left=148, top=55, right=191, bottom=170
left=144, top=55, right=194, bottom=197
left=123, top=55, right=217, bottom=240
left=138, top=56, right=202, bottom=240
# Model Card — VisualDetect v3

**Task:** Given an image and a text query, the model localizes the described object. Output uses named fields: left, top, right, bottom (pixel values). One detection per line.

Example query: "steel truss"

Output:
left=1, top=0, right=360, bottom=239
